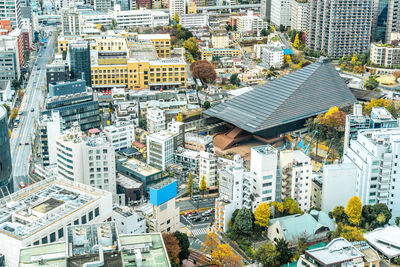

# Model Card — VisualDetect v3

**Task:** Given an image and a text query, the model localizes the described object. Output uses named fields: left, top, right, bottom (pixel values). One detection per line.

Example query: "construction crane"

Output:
left=323, top=138, right=335, bottom=164
left=304, top=130, right=318, bottom=154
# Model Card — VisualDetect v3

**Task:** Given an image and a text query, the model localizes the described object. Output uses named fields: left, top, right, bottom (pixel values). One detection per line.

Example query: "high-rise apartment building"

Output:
left=372, top=0, right=400, bottom=42
left=271, top=0, right=291, bottom=27
left=291, top=0, right=308, bottom=31
left=69, top=40, right=92, bottom=87
left=169, top=0, right=185, bottom=19
left=260, top=0, right=271, bottom=21
left=61, top=6, right=81, bottom=36
left=147, top=108, right=165, bottom=134
left=344, top=128, right=400, bottom=222
left=147, top=130, right=176, bottom=171
left=306, top=0, right=373, bottom=57
left=38, top=112, right=62, bottom=166
left=0, top=36, right=21, bottom=81
left=0, top=0, right=22, bottom=28
left=199, top=151, right=218, bottom=188
left=0, top=105, right=12, bottom=195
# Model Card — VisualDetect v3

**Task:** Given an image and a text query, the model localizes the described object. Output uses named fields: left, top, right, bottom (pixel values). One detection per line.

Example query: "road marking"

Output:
left=191, top=228, right=208, bottom=236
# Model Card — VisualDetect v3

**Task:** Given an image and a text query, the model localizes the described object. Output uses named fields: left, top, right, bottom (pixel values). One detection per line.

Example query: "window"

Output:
left=95, top=207, right=100, bottom=217
left=42, top=236, right=48, bottom=244
left=74, top=219, right=79, bottom=225
left=33, top=240, right=39, bottom=246
left=58, top=228, right=64, bottom=239
left=50, top=232, right=56, bottom=242
left=89, top=211, right=94, bottom=221
left=167, top=219, right=171, bottom=224
left=263, top=175, right=272, bottom=180
left=82, top=215, right=87, bottom=224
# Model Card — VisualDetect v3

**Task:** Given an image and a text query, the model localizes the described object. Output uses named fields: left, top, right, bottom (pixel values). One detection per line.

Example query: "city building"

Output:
left=116, top=172, right=143, bottom=205
left=38, top=112, right=62, bottom=166
left=56, top=123, right=117, bottom=199
left=370, top=41, right=400, bottom=68
left=0, top=176, right=113, bottom=266
left=44, top=91, right=100, bottom=131
left=169, top=0, right=185, bottom=19
left=372, top=0, right=400, bottom=42
left=344, top=128, right=400, bottom=222
left=179, top=13, right=209, bottom=29
left=69, top=40, right=92, bottom=87
left=306, top=0, right=373, bottom=57
left=260, top=0, right=271, bottom=21
left=104, top=122, right=135, bottom=151
left=61, top=6, right=81, bottom=36
left=116, top=156, right=164, bottom=191
left=261, top=45, right=284, bottom=68
left=136, top=0, right=152, bottom=9
left=45, top=61, right=70, bottom=87
left=291, top=0, right=308, bottom=31
left=113, top=206, right=146, bottom=234
left=215, top=155, right=252, bottom=232
left=199, top=151, right=218, bottom=188
left=311, top=175, right=322, bottom=209
left=147, top=107, right=165, bottom=134
left=113, top=9, right=169, bottom=28
left=364, top=225, right=400, bottom=262
left=137, top=34, right=171, bottom=58
left=0, top=0, right=22, bottom=28
left=0, top=36, right=21, bottom=80
left=184, top=133, right=213, bottom=152
left=147, top=130, right=176, bottom=171
left=48, top=79, right=86, bottom=98
left=18, top=223, right=172, bottom=267
left=280, top=150, right=312, bottom=211
left=298, top=238, right=373, bottom=267
left=236, top=10, right=268, bottom=33
left=271, top=0, right=291, bottom=27
left=211, top=32, right=230, bottom=49
left=321, top=163, right=358, bottom=213
left=173, top=147, right=199, bottom=173
left=0, top=80, right=11, bottom=103
left=147, top=178, right=179, bottom=233
left=200, top=48, right=242, bottom=61
left=91, top=0, right=113, bottom=10
left=251, top=145, right=279, bottom=204
left=0, top=105, right=12, bottom=194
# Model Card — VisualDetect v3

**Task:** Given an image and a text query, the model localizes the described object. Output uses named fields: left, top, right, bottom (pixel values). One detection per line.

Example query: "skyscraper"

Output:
left=69, top=41, right=92, bottom=87
left=0, top=105, right=13, bottom=195
left=372, top=0, right=400, bottom=42
left=0, top=0, right=22, bottom=28
left=169, top=0, right=185, bottom=19
left=306, top=0, right=373, bottom=57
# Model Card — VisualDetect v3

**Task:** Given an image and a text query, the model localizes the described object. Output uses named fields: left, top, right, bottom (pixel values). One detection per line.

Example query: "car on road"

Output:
left=191, top=216, right=201, bottom=222
left=30, top=108, right=34, bottom=112
left=192, top=195, right=201, bottom=201
left=184, top=211, right=193, bottom=217
left=37, top=67, right=40, bottom=70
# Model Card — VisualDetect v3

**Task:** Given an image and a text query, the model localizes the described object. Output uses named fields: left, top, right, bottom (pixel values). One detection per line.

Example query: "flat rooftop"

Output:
left=137, top=34, right=171, bottom=40
left=116, top=173, right=143, bottom=188
left=0, top=177, right=106, bottom=240
left=150, top=178, right=176, bottom=190
left=252, top=145, right=277, bottom=155
left=120, top=157, right=161, bottom=176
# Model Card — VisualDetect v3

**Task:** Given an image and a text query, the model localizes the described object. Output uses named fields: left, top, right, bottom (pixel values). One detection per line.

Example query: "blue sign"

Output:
left=150, top=180, right=177, bottom=206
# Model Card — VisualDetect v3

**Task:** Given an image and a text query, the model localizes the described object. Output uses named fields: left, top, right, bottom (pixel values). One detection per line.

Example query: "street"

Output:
left=10, top=26, right=56, bottom=190
left=176, top=197, right=216, bottom=211
left=180, top=210, right=214, bottom=251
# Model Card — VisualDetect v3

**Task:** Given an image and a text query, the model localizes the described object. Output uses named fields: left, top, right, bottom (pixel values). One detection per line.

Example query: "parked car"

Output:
left=192, top=216, right=201, bottom=222
left=192, top=195, right=201, bottom=201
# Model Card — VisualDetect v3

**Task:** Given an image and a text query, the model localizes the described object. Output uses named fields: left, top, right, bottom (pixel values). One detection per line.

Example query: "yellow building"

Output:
left=137, top=34, right=171, bottom=58
left=57, top=36, right=81, bottom=54
left=187, top=1, right=197, bottom=14
left=200, top=48, right=242, bottom=61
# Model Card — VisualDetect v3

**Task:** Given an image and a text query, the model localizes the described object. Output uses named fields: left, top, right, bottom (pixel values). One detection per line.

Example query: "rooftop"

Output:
left=150, top=178, right=176, bottom=190
left=252, top=145, right=277, bottom=155
left=120, top=157, right=161, bottom=177
left=137, top=34, right=171, bottom=40
left=0, top=177, right=108, bottom=240
left=116, top=173, right=143, bottom=188
left=113, top=206, right=144, bottom=219
left=364, top=225, right=400, bottom=258
left=205, top=58, right=357, bottom=134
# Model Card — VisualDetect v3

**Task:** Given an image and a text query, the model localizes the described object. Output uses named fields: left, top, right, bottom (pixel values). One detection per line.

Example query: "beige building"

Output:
left=370, top=42, right=400, bottom=68
left=211, top=33, right=230, bottom=48
left=200, top=48, right=242, bottom=61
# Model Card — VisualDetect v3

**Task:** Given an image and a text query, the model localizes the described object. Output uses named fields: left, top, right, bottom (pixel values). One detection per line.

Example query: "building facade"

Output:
left=199, top=151, right=218, bottom=188
left=291, top=0, right=308, bottom=31
left=69, top=40, right=92, bottom=87
left=271, top=0, right=291, bottom=27
left=0, top=105, right=12, bottom=194
left=38, top=112, right=62, bottom=166
left=104, top=122, right=135, bottom=151
left=370, top=42, right=400, bottom=68
left=147, top=130, right=176, bottom=171
left=147, top=107, right=165, bottom=134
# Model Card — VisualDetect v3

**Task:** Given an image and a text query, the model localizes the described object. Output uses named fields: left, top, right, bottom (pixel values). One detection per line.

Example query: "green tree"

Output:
left=62, top=50, right=67, bottom=60
left=275, top=238, right=293, bottom=265
left=293, top=33, right=300, bottom=48
left=254, top=202, right=271, bottom=228
left=199, top=175, right=207, bottom=197
left=230, top=74, right=240, bottom=86
left=186, top=172, right=193, bottom=197
left=331, top=206, right=347, bottom=224
left=100, top=25, right=106, bottom=32
left=174, top=231, right=190, bottom=263
left=111, top=19, right=117, bottom=29
left=203, top=101, right=211, bottom=110
left=360, top=203, right=391, bottom=229
left=365, top=77, right=379, bottom=90
left=261, top=28, right=269, bottom=37
left=395, top=217, right=400, bottom=226
left=255, top=242, right=279, bottom=267
left=283, top=197, right=302, bottom=215
left=279, top=24, right=285, bottom=32
left=232, top=208, right=253, bottom=236
left=11, top=79, right=20, bottom=90
left=345, top=196, right=362, bottom=226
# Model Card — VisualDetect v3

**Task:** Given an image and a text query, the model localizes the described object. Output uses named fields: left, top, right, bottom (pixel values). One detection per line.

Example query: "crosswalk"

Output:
left=191, top=227, right=208, bottom=236
left=190, top=238, right=203, bottom=246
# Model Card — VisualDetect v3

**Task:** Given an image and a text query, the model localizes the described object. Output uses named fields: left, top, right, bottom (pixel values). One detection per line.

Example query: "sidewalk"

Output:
left=176, top=193, right=219, bottom=202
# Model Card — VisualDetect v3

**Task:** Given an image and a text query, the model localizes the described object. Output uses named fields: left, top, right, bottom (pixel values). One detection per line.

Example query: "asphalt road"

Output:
left=10, top=26, right=56, bottom=189
left=176, top=197, right=216, bottom=211
left=180, top=212, right=214, bottom=251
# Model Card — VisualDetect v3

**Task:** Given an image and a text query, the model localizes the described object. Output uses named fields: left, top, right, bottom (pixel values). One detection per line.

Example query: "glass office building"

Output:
left=69, top=41, right=92, bottom=87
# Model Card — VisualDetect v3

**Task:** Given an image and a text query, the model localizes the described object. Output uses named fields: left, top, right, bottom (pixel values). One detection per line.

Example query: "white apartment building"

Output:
left=271, top=0, right=291, bottom=27
left=169, top=0, right=185, bottom=19
left=215, top=155, right=252, bottom=232
left=179, top=13, right=209, bottom=29
left=80, top=11, right=113, bottom=26
left=56, top=122, right=117, bottom=200
left=113, top=9, right=169, bottom=28
left=261, top=45, right=284, bottom=68
left=199, top=151, right=218, bottom=188
left=344, top=128, right=400, bottom=222
left=0, top=176, right=112, bottom=267
left=321, top=163, right=358, bottom=213
left=61, top=6, right=81, bottom=36
left=251, top=145, right=278, bottom=204
left=370, top=42, right=400, bottom=68
left=280, top=150, right=313, bottom=211
left=236, top=10, right=268, bottom=33
left=147, top=130, right=176, bottom=171
left=91, top=0, right=113, bottom=10
left=147, top=107, right=165, bottom=134
left=291, top=0, right=308, bottom=31
left=211, top=33, right=230, bottom=49
left=38, top=112, right=62, bottom=166
left=0, top=0, right=22, bottom=28
left=112, top=206, right=146, bottom=234
left=104, top=121, right=134, bottom=151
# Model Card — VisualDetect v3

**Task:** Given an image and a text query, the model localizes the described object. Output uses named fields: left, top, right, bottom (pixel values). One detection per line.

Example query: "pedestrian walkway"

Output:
left=191, top=227, right=208, bottom=236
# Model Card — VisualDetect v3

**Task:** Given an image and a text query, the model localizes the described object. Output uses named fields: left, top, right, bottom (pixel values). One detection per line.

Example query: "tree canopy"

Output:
left=255, top=242, right=279, bottom=267
left=174, top=231, right=190, bottom=263
left=365, top=77, right=379, bottom=90
left=162, top=233, right=181, bottom=266
left=360, top=203, right=391, bottom=230
left=199, top=175, right=207, bottom=195
left=186, top=172, right=193, bottom=197
left=254, top=202, right=271, bottom=228
left=190, top=60, right=217, bottom=82
left=232, top=208, right=253, bottom=236
left=345, top=196, right=362, bottom=226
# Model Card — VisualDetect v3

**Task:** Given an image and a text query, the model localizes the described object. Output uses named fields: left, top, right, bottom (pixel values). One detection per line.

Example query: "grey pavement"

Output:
left=176, top=197, right=216, bottom=211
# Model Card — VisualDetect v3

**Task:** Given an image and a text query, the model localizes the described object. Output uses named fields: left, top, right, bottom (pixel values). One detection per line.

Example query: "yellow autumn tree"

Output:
left=176, top=113, right=183, bottom=122
left=271, top=201, right=284, bottom=213
left=284, top=54, right=292, bottom=63
left=254, top=202, right=271, bottom=228
left=200, top=175, right=207, bottom=197
left=293, top=33, right=300, bottom=48
left=323, top=106, right=339, bottom=119
left=173, top=12, right=180, bottom=23
left=201, top=232, right=220, bottom=255
left=351, top=53, right=357, bottom=65
left=339, top=225, right=364, bottom=241
left=211, top=244, right=243, bottom=267
left=345, top=196, right=362, bottom=226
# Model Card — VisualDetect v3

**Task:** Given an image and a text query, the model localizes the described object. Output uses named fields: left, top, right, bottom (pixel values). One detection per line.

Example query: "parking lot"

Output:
left=180, top=208, right=215, bottom=250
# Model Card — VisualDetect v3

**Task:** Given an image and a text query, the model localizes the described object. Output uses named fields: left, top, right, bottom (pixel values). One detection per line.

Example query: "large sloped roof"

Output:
left=204, top=58, right=357, bottom=133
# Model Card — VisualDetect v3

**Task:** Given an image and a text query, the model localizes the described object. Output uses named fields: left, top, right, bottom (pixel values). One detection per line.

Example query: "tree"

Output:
left=255, top=242, right=279, bottom=267
left=183, top=37, right=197, bottom=51
left=11, top=79, right=20, bottom=90
left=173, top=12, right=180, bottom=23
left=331, top=206, right=347, bottom=224
left=111, top=19, right=117, bottom=29
left=10, top=108, right=18, bottom=120
left=162, top=233, right=181, bottom=266
left=360, top=203, right=391, bottom=229
left=203, top=101, right=211, bottom=110
left=293, top=34, right=300, bottom=48
left=190, top=60, right=217, bottom=82
left=279, top=24, right=285, bottom=32
left=176, top=113, right=183, bottom=122
left=174, top=231, right=190, bottom=263
left=395, top=217, right=400, bottom=226
left=2, top=104, right=10, bottom=116
left=230, top=74, right=240, bottom=86
left=186, top=172, right=193, bottom=197
left=345, top=196, right=362, bottom=226
left=201, top=232, right=220, bottom=255
left=261, top=28, right=269, bottom=37
left=363, top=98, right=397, bottom=118
left=393, top=71, right=400, bottom=80
left=254, top=202, right=271, bottom=228
left=365, top=77, right=379, bottom=90
left=331, top=223, right=364, bottom=241
left=211, top=244, right=242, bottom=267
left=283, top=197, right=302, bottom=215
left=232, top=208, right=253, bottom=236
left=100, top=25, right=106, bottom=32
left=199, top=175, right=207, bottom=197
left=275, top=238, right=293, bottom=265
left=18, top=90, right=24, bottom=98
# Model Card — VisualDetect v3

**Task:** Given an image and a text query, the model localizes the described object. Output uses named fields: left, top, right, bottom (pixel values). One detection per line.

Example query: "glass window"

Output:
left=89, top=211, right=93, bottom=221
left=82, top=215, right=87, bottom=224
left=50, top=232, right=56, bottom=242
left=58, top=228, right=64, bottom=239
left=74, top=219, right=79, bottom=225
left=95, top=207, right=100, bottom=217
left=42, top=236, right=48, bottom=244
